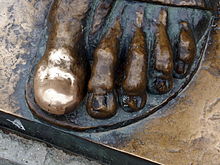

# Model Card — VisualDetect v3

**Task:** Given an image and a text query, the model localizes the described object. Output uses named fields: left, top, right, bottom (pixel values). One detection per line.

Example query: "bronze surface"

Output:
left=115, top=17, right=220, bottom=164
left=0, top=0, right=219, bottom=164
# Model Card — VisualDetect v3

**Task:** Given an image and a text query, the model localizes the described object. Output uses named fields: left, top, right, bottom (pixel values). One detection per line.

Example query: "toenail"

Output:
left=176, top=61, right=185, bottom=74
left=155, top=79, right=166, bottom=91
left=92, top=98, right=100, bottom=110
left=92, top=95, right=107, bottom=110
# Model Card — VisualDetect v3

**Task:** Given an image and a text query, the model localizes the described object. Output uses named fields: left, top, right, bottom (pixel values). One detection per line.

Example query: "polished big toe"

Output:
left=34, top=48, right=86, bottom=115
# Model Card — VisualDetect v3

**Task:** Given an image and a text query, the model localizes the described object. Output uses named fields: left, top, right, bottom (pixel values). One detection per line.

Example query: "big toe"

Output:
left=34, top=72, right=83, bottom=116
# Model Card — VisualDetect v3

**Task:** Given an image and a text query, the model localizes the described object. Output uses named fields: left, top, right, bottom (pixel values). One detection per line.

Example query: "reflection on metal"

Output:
left=6, top=119, right=25, bottom=131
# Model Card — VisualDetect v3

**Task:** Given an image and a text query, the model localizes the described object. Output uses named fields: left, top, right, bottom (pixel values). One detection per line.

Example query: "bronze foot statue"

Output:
left=32, top=0, right=217, bottom=120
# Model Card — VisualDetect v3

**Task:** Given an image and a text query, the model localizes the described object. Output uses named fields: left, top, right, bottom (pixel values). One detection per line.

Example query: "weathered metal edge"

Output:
left=0, top=110, right=159, bottom=165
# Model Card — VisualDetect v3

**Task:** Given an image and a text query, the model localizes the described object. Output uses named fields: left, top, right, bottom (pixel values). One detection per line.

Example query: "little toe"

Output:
left=174, top=22, right=196, bottom=79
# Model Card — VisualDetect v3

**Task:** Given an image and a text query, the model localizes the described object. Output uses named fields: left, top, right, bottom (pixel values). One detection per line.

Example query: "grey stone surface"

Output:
left=0, top=130, right=102, bottom=165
